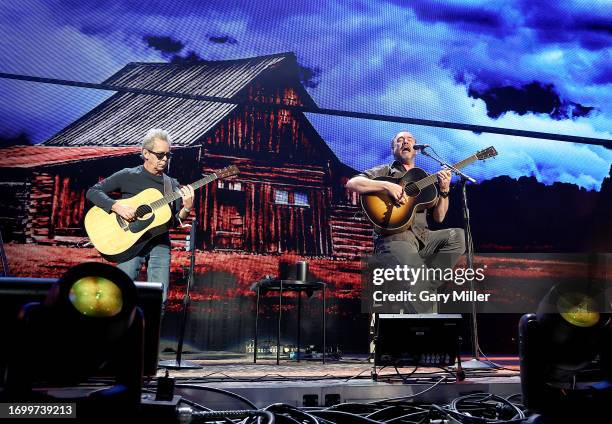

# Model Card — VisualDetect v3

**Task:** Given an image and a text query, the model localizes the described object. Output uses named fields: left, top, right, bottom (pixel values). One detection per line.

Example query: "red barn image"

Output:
left=0, top=53, right=374, bottom=350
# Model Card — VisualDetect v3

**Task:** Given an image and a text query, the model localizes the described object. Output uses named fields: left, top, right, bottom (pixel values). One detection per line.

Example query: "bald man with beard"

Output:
left=346, top=130, right=465, bottom=314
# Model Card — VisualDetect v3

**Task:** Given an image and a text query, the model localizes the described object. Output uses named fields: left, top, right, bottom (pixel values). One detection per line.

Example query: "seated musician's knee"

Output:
left=448, top=228, right=466, bottom=254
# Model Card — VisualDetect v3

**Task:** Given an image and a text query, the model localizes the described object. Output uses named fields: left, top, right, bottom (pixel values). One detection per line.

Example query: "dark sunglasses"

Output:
left=146, top=149, right=173, bottom=160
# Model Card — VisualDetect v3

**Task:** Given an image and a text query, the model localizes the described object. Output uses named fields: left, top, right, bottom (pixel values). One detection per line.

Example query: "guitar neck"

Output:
left=150, top=173, right=218, bottom=210
left=414, top=154, right=478, bottom=189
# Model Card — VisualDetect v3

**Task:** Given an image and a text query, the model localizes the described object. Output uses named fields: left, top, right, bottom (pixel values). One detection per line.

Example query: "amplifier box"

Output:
left=375, top=314, right=462, bottom=367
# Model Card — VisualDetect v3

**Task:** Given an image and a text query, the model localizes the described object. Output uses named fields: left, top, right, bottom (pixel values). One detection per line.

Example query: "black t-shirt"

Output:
left=86, top=165, right=183, bottom=245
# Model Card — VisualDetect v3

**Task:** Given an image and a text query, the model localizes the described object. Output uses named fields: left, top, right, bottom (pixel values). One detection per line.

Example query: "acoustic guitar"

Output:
left=85, top=165, right=239, bottom=262
left=360, top=147, right=497, bottom=234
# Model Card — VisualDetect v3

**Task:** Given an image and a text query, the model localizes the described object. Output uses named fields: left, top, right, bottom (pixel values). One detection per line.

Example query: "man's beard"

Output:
left=395, top=152, right=413, bottom=165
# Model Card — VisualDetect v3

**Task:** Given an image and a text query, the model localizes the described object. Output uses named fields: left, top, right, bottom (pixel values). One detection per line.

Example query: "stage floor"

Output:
left=153, top=354, right=521, bottom=409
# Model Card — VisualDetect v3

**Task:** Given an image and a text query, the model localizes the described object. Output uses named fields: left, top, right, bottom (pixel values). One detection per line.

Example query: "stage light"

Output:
left=69, top=276, right=124, bottom=317
left=2, top=262, right=147, bottom=420
left=519, top=282, right=612, bottom=421
left=51, top=261, right=137, bottom=317
left=557, top=291, right=600, bottom=328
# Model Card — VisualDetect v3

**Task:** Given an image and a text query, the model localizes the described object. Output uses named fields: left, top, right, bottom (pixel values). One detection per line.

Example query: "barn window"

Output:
left=294, top=191, right=309, bottom=207
left=274, top=190, right=309, bottom=207
left=279, top=109, right=291, bottom=124
left=275, top=189, right=289, bottom=204
left=218, top=180, right=242, bottom=191
left=282, top=88, right=299, bottom=106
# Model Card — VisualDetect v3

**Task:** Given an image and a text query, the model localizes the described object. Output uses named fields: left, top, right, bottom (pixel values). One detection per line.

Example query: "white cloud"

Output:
left=0, top=0, right=609, bottom=189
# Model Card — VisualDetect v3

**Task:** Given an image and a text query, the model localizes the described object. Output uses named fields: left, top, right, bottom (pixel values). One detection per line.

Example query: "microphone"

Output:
left=413, top=144, right=429, bottom=150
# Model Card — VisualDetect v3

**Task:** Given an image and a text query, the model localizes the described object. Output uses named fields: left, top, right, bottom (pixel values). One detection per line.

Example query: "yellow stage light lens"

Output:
left=557, top=293, right=600, bottom=328
left=69, top=276, right=123, bottom=317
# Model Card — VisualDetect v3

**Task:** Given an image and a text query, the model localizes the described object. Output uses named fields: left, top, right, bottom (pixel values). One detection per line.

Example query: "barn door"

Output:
left=213, top=183, right=246, bottom=251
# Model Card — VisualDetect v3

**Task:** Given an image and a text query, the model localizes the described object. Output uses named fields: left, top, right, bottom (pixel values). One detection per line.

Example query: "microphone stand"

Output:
left=420, top=148, right=495, bottom=370
left=159, top=198, right=203, bottom=370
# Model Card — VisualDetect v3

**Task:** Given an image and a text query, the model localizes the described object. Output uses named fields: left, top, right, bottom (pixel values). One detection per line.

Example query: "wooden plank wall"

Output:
left=50, top=174, right=87, bottom=236
left=206, top=82, right=325, bottom=163
left=27, top=172, right=54, bottom=242
left=199, top=154, right=333, bottom=255
left=0, top=172, right=31, bottom=242
left=328, top=203, right=373, bottom=259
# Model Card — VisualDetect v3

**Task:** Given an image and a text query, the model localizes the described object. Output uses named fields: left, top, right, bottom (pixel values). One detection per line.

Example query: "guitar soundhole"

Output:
left=136, top=204, right=153, bottom=219
left=404, top=183, right=420, bottom=197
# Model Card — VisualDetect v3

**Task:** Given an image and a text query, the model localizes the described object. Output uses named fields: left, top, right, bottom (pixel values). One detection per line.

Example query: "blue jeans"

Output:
left=117, top=243, right=170, bottom=303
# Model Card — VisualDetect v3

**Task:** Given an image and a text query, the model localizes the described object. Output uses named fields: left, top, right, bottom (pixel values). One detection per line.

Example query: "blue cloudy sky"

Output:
left=0, top=0, right=610, bottom=189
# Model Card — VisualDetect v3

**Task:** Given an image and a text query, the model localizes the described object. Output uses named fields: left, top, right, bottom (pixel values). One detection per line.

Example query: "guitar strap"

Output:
left=163, top=174, right=179, bottom=226
left=162, top=173, right=173, bottom=197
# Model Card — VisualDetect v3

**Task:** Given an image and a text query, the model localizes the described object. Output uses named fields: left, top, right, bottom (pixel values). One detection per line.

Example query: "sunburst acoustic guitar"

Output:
left=360, top=147, right=497, bottom=235
left=85, top=165, right=239, bottom=262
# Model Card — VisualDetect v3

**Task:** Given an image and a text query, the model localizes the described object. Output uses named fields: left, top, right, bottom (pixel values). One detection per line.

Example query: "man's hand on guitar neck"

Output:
left=178, top=185, right=195, bottom=220
left=179, top=185, right=195, bottom=210
left=111, top=202, right=137, bottom=222
left=436, top=169, right=452, bottom=192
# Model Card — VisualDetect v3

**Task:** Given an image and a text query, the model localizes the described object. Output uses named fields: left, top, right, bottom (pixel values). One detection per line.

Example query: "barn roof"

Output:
left=43, top=52, right=314, bottom=147
left=0, top=146, right=140, bottom=168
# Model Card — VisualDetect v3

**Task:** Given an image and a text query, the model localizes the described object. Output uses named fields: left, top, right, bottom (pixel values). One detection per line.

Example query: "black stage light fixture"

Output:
left=519, top=283, right=612, bottom=422
left=2, top=262, right=148, bottom=418
left=0, top=275, right=163, bottom=380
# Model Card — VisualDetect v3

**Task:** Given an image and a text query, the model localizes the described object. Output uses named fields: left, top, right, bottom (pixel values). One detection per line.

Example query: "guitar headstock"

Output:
left=215, top=165, right=239, bottom=179
left=476, top=146, right=498, bottom=160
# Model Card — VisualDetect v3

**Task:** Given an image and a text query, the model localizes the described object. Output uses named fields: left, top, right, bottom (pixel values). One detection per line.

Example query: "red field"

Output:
left=4, top=243, right=608, bottom=313
left=4, top=243, right=362, bottom=302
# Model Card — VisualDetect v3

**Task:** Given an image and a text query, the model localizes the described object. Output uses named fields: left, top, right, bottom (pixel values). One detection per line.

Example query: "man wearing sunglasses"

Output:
left=86, top=128, right=194, bottom=303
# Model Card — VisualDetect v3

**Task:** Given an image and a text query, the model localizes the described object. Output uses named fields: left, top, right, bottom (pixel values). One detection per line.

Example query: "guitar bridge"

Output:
left=115, top=215, right=129, bottom=231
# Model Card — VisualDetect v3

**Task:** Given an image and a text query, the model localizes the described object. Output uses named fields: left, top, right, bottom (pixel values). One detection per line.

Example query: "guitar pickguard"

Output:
left=128, top=215, right=155, bottom=233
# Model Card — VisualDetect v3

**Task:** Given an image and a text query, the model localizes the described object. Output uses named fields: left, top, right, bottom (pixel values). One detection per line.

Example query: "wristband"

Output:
left=439, top=191, right=450, bottom=198
left=182, top=207, right=192, bottom=213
